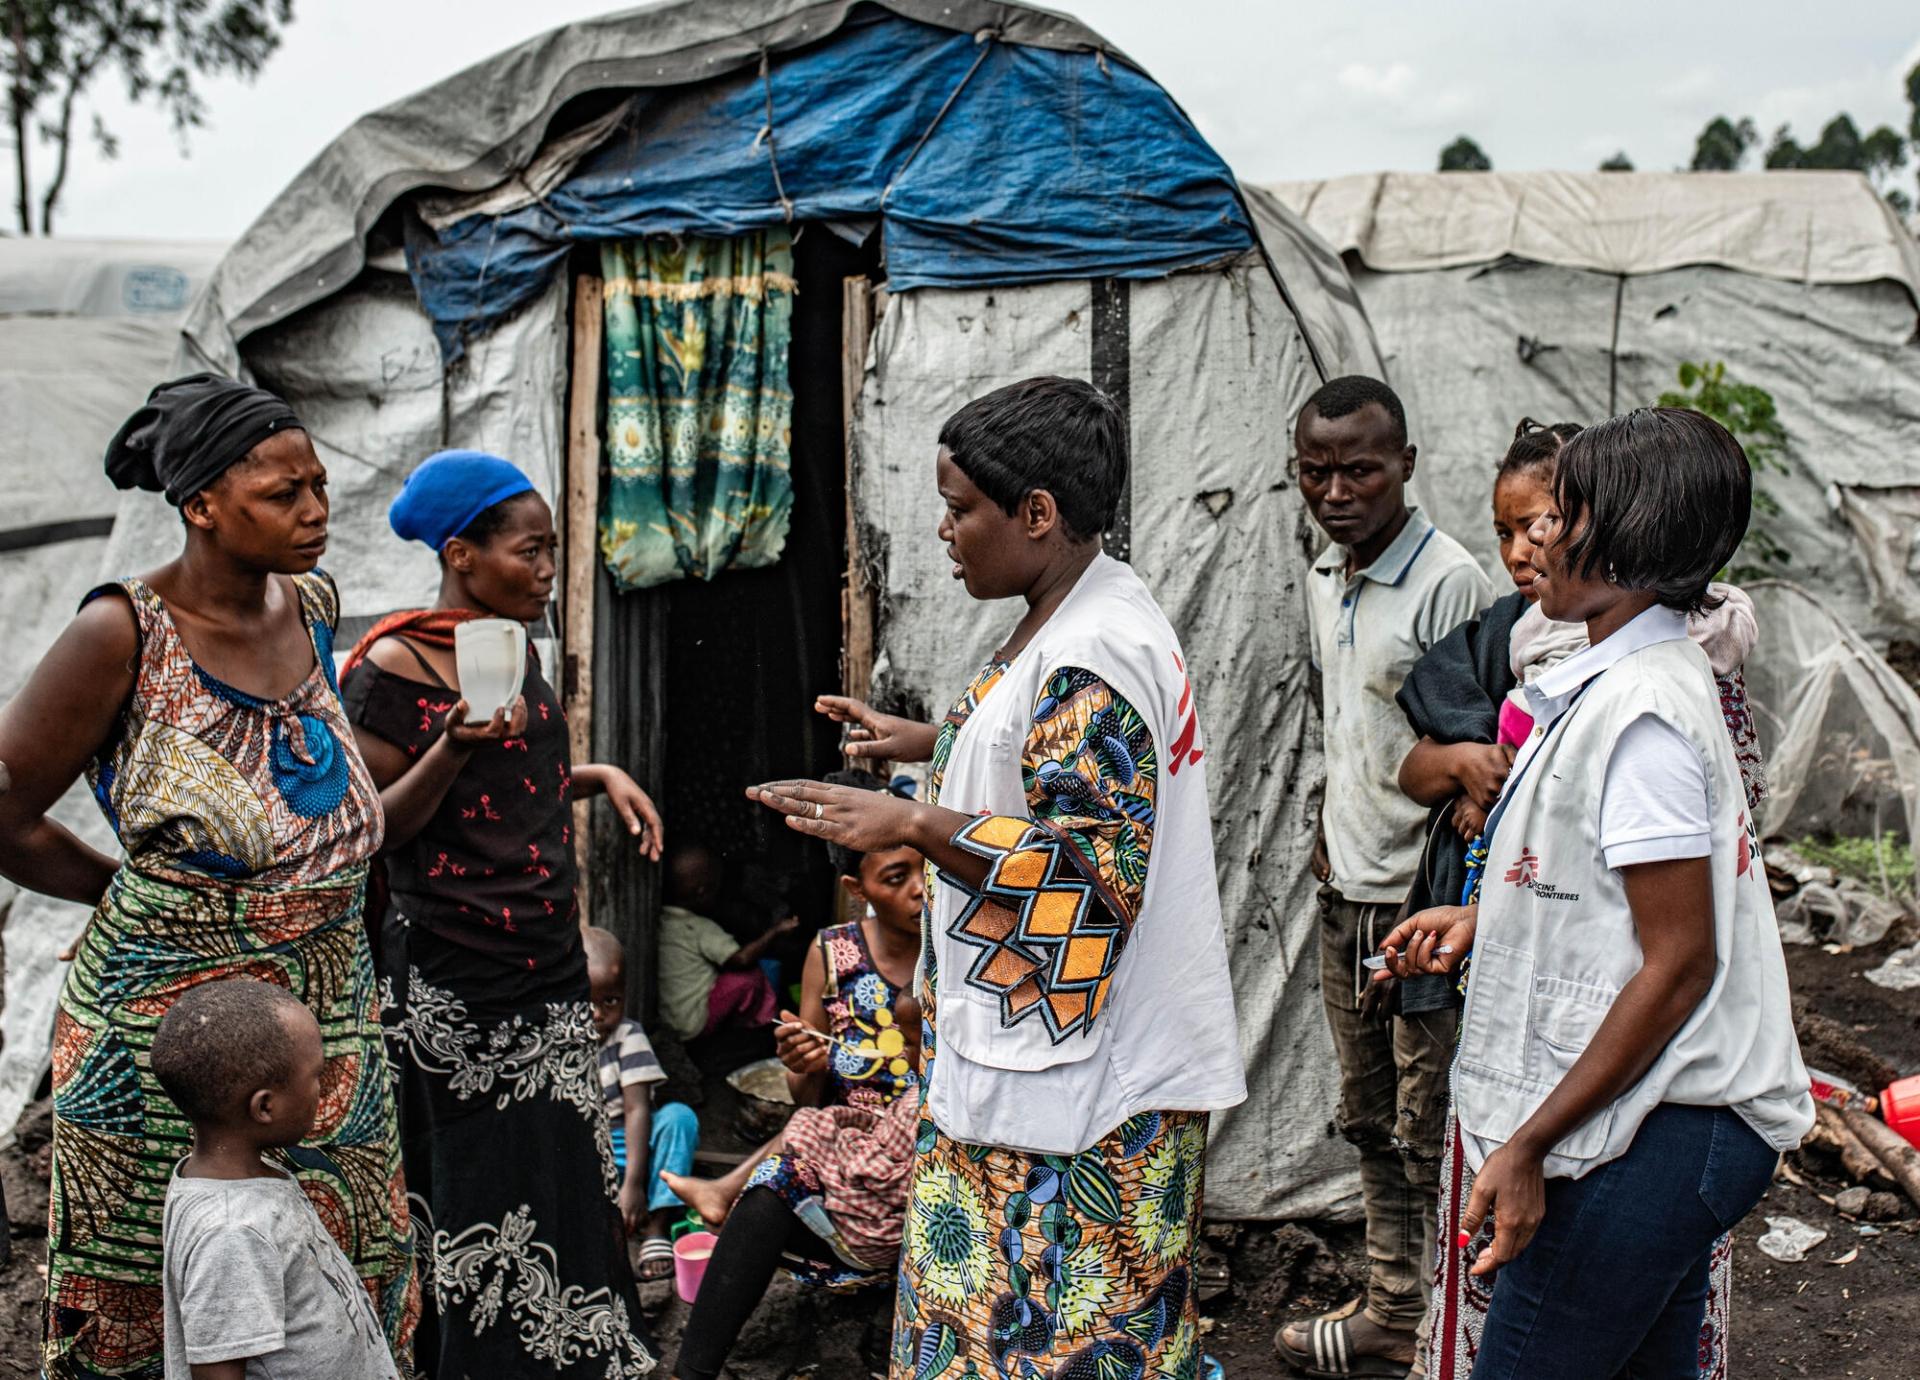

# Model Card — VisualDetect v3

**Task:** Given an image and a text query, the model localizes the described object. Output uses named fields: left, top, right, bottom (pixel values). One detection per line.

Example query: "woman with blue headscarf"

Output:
left=341, top=451, right=662, bottom=1379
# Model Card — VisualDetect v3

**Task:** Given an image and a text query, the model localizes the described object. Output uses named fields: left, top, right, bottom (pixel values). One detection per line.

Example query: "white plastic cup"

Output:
left=453, top=619, right=526, bottom=720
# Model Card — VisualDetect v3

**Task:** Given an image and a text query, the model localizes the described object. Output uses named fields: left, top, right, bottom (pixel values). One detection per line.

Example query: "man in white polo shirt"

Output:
left=1278, top=376, right=1490, bottom=1379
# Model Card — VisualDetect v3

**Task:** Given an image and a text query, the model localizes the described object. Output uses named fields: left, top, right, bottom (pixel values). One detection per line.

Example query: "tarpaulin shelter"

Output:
left=90, top=0, right=1384, bottom=1219
left=0, top=238, right=224, bottom=1143
left=1270, top=171, right=1920, bottom=646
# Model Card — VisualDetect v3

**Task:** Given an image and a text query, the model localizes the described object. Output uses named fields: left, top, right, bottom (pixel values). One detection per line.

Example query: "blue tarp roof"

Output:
left=405, top=11, right=1254, bottom=360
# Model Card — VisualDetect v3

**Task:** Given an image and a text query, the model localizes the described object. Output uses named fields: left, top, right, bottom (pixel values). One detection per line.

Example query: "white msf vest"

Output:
left=1457, top=637, right=1813, bottom=1178
left=926, top=555, right=1247, bottom=1154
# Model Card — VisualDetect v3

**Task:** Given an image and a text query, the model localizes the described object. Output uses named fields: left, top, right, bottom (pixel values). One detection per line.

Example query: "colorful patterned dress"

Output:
left=890, top=661, right=1209, bottom=1380
left=343, top=639, right=654, bottom=1380
left=742, top=918, right=919, bottom=1282
left=48, top=572, right=415, bottom=1379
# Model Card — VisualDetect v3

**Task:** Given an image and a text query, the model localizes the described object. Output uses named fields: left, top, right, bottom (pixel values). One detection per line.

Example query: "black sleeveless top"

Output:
left=342, top=644, right=579, bottom=972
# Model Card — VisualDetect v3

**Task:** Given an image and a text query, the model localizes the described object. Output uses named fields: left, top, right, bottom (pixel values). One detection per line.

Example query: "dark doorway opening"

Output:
left=586, top=225, right=882, bottom=1027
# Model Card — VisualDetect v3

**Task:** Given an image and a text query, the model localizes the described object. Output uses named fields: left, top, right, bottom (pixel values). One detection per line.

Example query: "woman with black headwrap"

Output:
left=0, top=375, right=417, bottom=1379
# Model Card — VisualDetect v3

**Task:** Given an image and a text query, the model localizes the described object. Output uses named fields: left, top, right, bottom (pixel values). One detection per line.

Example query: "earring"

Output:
left=1606, top=563, right=1620, bottom=585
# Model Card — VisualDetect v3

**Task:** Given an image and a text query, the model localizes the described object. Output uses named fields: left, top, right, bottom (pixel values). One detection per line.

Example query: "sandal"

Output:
left=636, top=1236, right=675, bottom=1283
left=1275, top=1301, right=1412, bottom=1379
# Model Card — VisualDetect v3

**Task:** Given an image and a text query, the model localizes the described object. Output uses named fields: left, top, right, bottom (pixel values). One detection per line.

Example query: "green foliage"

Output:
left=1691, top=116, right=1757, bottom=171
left=1764, top=112, right=1910, bottom=214
left=1794, top=833, right=1916, bottom=897
left=1598, top=151, right=1634, bottom=172
left=1, top=0, right=295, bottom=234
left=1657, top=361, right=1791, bottom=576
left=1438, top=135, right=1492, bottom=172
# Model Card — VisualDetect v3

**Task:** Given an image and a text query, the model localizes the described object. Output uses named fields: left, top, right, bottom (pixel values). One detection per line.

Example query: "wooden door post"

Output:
left=840, top=276, right=877, bottom=734
left=564, top=273, right=604, bottom=915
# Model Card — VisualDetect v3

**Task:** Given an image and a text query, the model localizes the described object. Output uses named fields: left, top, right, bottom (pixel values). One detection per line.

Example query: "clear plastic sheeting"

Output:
left=852, top=258, right=1377, bottom=1219
left=1743, top=580, right=1920, bottom=848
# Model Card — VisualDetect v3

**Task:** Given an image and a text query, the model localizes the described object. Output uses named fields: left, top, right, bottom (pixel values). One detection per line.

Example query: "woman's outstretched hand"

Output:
left=747, top=777, right=922, bottom=854
left=1375, top=905, right=1477, bottom=981
left=443, top=697, right=528, bottom=749
left=598, top=767, right=664, bottom=862
left=814, top=696, right=938, bottom=764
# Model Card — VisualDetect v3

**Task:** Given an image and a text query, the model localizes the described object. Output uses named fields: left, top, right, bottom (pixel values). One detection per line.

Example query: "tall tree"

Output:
left=1438, top=135, right=1492, bottom=172
left=1690, top=115, right=1757, bottom=171
left=1598, top=151, right=1634, bottom=172
left=1767, top=112, right=1910, bottom=213
left=1908, top=60, right=1919, bottom=213
left=0, top=0, right=294, bottom=235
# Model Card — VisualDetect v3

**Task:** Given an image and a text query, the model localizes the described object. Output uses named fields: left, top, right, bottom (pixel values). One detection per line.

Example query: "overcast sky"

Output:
left=36, top=0, right=1920, bottom=242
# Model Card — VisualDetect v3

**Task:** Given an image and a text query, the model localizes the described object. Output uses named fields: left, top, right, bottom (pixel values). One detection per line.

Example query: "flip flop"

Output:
left=1274, top=1303, right=1412, bottom=1379
left=636, top=1235, right=675, bottom=1283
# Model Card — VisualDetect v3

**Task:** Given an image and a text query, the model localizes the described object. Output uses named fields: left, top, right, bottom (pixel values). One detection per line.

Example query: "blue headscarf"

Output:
left=389, top=449, right=536, bottom=550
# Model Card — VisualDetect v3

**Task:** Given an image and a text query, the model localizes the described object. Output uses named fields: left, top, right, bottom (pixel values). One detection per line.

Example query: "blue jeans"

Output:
left=1474, top=1104, right=1778, bottom=1379
left=610, top=1100, right=700, bottom=1215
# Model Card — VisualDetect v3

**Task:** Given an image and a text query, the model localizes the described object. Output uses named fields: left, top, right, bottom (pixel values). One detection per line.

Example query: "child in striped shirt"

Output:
left=586, top=926, right=699, bottom=1286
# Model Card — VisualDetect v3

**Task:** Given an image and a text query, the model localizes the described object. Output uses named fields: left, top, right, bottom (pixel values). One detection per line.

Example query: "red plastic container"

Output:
left=1883, top=1074, right=1920, bottom=1150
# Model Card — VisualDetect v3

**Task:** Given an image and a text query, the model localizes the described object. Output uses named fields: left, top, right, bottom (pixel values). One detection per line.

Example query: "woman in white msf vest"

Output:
left=748, top=377, right=1245, bottom=1380
left=1380, top=407, right=1811, bottom=1379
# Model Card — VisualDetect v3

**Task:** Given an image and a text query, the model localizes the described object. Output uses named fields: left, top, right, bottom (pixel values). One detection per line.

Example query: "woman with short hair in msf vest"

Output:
left=1379, top=407, right=1813, bottom=1379
left=747, top=376, right=1246, bottom=1380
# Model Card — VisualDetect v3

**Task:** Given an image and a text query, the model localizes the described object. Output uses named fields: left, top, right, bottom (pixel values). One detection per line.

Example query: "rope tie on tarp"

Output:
left=756, top=49, right=796, bottom=223
left=881, top=28, right=1000, bottom=209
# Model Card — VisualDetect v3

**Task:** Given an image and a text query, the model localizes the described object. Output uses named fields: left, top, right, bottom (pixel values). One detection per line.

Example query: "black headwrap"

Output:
left=104, top=374, right=304, bottom=506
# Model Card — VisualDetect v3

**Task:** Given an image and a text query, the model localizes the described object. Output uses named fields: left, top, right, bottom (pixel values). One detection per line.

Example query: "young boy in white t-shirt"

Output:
left=152, top=978, right=397, bottom=1380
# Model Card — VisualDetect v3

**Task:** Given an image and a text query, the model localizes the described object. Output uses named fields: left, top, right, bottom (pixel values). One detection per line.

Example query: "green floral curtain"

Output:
left=598, top=230, right=796, bottom=591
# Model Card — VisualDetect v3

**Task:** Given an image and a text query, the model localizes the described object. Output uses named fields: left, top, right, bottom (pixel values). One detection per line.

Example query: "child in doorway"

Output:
left=585, top=926, right=700, bottom=1286
left=657, top=842, right=794, bottom=1042
left=774, top=770, right=924, bottom=1111
left=152, top=978, right=399, bottom=1380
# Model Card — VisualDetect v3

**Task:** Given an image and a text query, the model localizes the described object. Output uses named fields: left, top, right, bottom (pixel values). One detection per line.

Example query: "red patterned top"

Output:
left=342, top=647, right=578, bottom=970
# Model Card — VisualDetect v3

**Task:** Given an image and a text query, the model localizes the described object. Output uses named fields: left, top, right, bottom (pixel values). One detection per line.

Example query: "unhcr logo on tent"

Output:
left=123, top=267, right=190, bottom=314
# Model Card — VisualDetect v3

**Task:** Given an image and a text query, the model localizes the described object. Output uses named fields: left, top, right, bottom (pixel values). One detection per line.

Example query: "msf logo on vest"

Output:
left=1503, top=847, right=1581, bottom=902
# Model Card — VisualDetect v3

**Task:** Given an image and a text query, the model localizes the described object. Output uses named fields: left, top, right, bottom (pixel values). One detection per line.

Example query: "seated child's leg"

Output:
left=703, top=969, right=778, bottom=1034
left=661, top=1132, right=782, bottom=1233
left=647, top=1102, right=699, bottom=1213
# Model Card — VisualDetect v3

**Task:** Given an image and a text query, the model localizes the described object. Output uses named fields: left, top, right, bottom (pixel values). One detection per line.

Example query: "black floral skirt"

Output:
left=380, top=913, right=654, bottom=1378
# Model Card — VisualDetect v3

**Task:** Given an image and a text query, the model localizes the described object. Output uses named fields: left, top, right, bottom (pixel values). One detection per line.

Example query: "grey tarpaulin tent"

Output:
left=0, top=238, right=224, bottom=1144
left=1269, top=170, right=1920, bottom=646
left=86, top=0, right=1385, bottom=1219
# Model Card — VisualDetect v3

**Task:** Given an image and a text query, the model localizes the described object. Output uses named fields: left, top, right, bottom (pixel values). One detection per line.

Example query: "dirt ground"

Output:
left=3, top=940, right=1917, bottom=1379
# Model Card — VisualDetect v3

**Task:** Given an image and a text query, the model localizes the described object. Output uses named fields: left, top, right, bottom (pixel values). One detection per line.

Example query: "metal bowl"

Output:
left=726, top=1057, right=795, bottom=1142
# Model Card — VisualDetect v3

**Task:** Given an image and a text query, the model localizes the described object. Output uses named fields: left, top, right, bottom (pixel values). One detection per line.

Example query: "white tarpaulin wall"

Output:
left=854, top=256, right=1366, bottom=1219
left=0, top=239, right=224, bottom=1143
left=1270, top=172, right=1920, bottom=647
